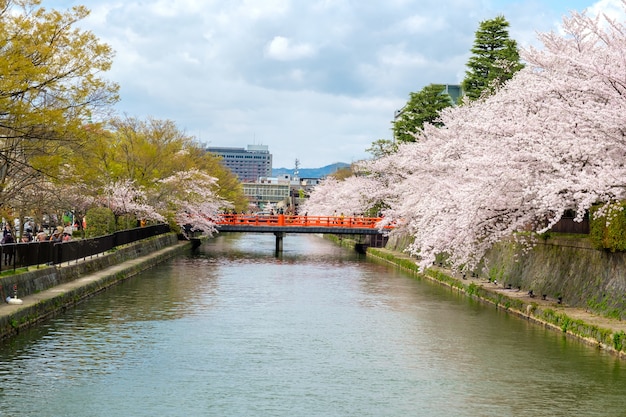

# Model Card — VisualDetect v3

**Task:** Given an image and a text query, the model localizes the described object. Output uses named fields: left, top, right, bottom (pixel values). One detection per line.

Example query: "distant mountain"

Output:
left=272, top=162, right=350, bottom=178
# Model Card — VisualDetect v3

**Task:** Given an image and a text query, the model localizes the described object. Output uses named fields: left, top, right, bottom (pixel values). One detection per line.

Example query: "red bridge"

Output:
left=215, top=214, right=391, bottom=252
left=217, top=214, right=389, bottom=231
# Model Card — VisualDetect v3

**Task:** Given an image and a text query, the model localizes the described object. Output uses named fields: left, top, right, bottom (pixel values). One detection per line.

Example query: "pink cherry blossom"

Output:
left=306, top=6, right=626, bottom=272
left=157, top=169, right=231, bottom=237
left=101, top=179, right=165, bottom=223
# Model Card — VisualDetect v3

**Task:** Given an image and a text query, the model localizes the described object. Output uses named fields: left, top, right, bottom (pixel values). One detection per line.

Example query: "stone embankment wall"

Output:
left=483, top=237, right=626, bottom=318
left=386, top=234, right=626, bottom=318
left=332, top=233, right=626, bottom=357
left=0, top=233, right=189, bottom=340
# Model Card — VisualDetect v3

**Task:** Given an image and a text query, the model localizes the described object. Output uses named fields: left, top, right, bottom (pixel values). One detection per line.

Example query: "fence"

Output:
left=549, top=216, right=590, bottom=234
left=0, top=224, right=171, bottom=273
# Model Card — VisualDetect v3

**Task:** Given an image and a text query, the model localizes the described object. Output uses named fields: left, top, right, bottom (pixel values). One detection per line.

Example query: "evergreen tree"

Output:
left=461, top=15, right=524, bottom=101
left=366, top=139, right=398, bottom=159
left=393, top=84, right=454, bottom=144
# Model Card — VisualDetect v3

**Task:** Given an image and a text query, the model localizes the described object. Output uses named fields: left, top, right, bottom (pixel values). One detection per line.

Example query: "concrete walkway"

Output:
left=479, top=277, right=626, bottom=334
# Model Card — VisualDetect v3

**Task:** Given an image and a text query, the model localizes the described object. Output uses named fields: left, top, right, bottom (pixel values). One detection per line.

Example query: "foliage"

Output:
left=589, top=202, right=626, bottom=251
left=107, top=115, right=247, bottom=210
left=84, top=207, right=115, bottom=237
left=613, top=330, right=626, bottom=352
left=461, top=15, right=524, bottom=101
left=305, top=7, right=626, bottom=271
left=117, top=214, right=139, bottom=231
left=65, top=115, right=246, bottom=235
left=330, top=165, right=354, bottom=181
left=366, top=139, right=398, bottom=159
left=393, top=84, right=455, bottom=144
left=0, top=0, right=118, bottom=206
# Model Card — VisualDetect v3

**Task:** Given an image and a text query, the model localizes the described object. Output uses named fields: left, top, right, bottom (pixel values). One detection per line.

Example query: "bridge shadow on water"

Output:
left=196, top=233, right=368, bottom=265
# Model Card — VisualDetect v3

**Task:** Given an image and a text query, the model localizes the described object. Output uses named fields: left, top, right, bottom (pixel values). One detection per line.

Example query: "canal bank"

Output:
left=329, top=234, right=626, bottom=358
left=0, top=233, right=192, bottom=340
left=4, top=229, right=626, bottom=359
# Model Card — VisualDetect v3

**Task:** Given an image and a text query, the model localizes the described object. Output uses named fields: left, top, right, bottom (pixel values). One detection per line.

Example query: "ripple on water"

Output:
left=0, top=234, right=626, bottom=417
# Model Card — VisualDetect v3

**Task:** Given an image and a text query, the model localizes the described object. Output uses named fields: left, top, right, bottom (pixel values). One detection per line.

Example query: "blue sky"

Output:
left=44, top=0, right=624, bottom=168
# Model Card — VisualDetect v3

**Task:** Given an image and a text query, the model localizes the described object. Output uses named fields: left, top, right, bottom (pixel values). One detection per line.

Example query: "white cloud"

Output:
left=265, top=36, right=316, bottom=61
left=587, top=0, right=626, bottom=20
left=44, top=0, right=609, bottom=167
left=399, top=14, right=448, bottom=33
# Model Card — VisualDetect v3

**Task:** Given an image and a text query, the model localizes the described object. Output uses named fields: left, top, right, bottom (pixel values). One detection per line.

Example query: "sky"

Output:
left=44, top=0, right=625, bottom=168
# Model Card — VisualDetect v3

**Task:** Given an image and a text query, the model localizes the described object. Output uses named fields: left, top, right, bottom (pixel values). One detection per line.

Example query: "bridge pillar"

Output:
left=274, top=232, right=285, bottom=253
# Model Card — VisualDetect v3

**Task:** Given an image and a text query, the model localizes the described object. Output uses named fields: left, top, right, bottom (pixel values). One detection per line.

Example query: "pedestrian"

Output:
left=3, top=223, right=12, bottom=239
left=50, top=226, right=64, bottom=243
left=1, top=231, right=14, bottom=265
left=21, top=228, right=33, bottom=243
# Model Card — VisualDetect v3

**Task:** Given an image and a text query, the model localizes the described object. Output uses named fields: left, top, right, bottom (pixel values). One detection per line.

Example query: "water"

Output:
left=0, top=233, right=625, bottom=416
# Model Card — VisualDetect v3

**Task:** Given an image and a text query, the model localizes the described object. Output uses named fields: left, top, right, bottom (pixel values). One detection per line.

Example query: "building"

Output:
left=207, top=144, right=272, bottom=182
left=442, top=84, right=463, bottom=104
left=242, top=181, right=290, bottom=209
left=243, top=174, right=319, bottom=212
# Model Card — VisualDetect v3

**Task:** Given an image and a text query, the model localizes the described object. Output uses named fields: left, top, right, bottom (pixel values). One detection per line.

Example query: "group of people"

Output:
left=36, top=226, right=72, bottom=243
left=0, top=223, right=73, bottom=266
left=1, top=224, right=72, bottom=244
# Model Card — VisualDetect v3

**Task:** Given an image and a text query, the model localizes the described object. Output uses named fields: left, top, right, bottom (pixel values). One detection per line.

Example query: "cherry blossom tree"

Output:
left=299, top=175, right=385, bottom=217
left=100, top=179, right=165, bottom=225
left=155, top=169, right=230, bottom=237
left=308, top=6, right=626, bottom=271
left=83, top=172, right=228, bottom=237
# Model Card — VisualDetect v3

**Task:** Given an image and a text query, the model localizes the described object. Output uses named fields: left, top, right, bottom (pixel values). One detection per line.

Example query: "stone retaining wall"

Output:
left=385, top=234, right=626, bottom=319
left=376, top=248, right=625, bottom=356
left=0, top=233, right=188, bottom=340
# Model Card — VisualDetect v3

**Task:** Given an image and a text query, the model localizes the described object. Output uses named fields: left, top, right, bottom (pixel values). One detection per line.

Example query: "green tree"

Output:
left=392, top=84, right=454, bottom=144
left=330, top=165, right=354, bottom=181
left=461, top=15, right=524, bottom=101
left=366, top=139, right=397, bottom=159
left=0, top=1, right=119, bottom=207
left=84, top=206, right=115, bottom=237
left=68, top=115, right=249, bottom=214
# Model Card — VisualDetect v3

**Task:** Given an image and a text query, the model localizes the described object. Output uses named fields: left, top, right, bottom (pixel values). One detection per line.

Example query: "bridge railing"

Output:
left=217, top=214, right=391, bottom=229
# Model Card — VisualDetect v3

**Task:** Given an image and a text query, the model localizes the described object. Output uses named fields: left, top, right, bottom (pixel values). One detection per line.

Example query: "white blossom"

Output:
left=306, top=6, right=626, bottom=271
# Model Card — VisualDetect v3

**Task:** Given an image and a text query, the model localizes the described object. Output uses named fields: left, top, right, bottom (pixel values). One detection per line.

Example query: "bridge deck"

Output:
left=216, top=214, right=389, bottom=235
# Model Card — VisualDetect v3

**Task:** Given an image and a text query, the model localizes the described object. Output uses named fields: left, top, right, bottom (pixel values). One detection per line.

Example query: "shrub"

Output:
left=84, top=207, right=115, bottom=238
left=590, top=202, right=626, bottom=251
left=116, top=214, right=138, bottom=231
left=613, top=331, right=626, bottom=352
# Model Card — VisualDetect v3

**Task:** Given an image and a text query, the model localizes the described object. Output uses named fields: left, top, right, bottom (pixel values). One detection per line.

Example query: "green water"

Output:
left=0, top=233, right=624, bottom=416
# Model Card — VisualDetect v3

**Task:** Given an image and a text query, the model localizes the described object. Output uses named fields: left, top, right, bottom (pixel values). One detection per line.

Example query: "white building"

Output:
left=207, top=144, right=272, bottom=182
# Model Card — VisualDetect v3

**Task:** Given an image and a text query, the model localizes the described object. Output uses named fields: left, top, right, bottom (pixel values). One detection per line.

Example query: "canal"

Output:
left=0, top=233, right=625, bottom=416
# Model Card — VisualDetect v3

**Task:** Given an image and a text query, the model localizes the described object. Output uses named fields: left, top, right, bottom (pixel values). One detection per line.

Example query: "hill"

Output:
left=272, top=162, right=350, bottom=178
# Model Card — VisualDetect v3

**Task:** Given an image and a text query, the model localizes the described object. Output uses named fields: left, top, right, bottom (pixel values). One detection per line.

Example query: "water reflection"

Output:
left=0, top=233, right=625, bottom=417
